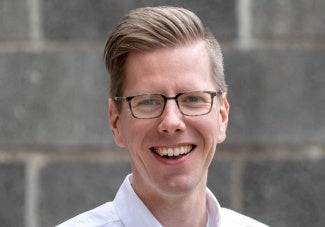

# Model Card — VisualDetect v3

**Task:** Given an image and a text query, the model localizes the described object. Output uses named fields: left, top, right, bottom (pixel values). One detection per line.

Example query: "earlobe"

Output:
left=108, top=98, right=126, bottom=147
left=217, top=94, right=230, bottom=143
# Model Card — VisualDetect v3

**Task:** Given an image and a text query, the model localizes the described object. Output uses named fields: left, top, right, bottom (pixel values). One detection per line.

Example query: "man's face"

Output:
left=109, top=41, right=229, bottom=197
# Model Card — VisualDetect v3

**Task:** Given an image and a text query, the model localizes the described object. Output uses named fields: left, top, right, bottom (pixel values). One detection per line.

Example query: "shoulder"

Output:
left=56, top=202, right=124, bottom=227
left=220, top=208, right=269, bottom=227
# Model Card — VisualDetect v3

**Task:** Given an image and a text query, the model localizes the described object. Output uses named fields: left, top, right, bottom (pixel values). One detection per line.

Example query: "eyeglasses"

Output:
left=114, top=90, right=223, bottom=119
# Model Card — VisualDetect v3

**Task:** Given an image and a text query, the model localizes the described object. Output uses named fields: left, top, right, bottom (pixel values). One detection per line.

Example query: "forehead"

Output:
left=123, top=41, right=215, bottom=94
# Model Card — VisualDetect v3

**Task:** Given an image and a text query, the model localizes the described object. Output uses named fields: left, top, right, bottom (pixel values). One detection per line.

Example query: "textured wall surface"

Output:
left=0, top=0, right=324, bottom=226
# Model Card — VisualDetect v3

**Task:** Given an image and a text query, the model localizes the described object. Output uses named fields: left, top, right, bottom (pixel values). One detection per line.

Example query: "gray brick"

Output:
left=252, top=0, right=325, bottom=37
left=0, top=49, right=112, bottom=146
left=0, top=163, right=25, bottom=227
left=0, top=0, right=29, bottom=40
left=135, top=0, right=237, bottom=38
left=243, top=159, right=325, bottom=227
left=207, top=159, right=233, bottom=208
left=223, top=48, right=325, bottom=144
left=42, top=0, right=236, bottom=40
left=42, top=0, right=134, bottom=40
left=40, top=161, right=131, bottom=226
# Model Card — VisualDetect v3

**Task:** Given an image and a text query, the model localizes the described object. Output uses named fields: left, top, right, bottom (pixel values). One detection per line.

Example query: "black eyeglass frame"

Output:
left=114, top=90, right=223, bottom=119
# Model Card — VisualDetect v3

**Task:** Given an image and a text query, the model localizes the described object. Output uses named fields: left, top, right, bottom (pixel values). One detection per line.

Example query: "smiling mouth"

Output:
left=151, top=145, right=195, bottom=158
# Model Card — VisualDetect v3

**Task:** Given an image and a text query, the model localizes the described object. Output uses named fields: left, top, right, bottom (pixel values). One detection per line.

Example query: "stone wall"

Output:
left=0, top=0, right=324, bottom=226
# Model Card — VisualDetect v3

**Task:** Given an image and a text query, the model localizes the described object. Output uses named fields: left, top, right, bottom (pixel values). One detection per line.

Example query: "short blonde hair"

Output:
left=104, top=6, right=227, bottom=100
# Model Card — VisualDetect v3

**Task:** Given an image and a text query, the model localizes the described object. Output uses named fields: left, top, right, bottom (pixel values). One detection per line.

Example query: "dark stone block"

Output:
left=208, top=159, right=232, bottom=208
left=39, top=161, right=131, bottom=226
left=223, top=47, right=325, bottom=144
left=0, top=49, right=112, bottom=146
left=0, top=163, right=25, bottom=227
left=252, top=0, right=325, bottom=37
left=42, top=0, right=135, bottom=40
left=42, top=0, right=236, bottom=40
left=135, top=0, right=237, bottom=38
left=243, top=159, right=325, bottom=227
left=0, top=0, right=29, bottom=40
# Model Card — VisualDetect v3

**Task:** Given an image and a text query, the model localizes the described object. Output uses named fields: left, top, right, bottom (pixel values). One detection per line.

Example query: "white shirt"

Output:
left=57, top=174, right=269, bottom=227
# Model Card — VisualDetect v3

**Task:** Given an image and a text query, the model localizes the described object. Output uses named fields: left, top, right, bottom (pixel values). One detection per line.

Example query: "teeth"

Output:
left=168, top=148, right=173, bottom=157
left=155, top=145, right=192, bottom=157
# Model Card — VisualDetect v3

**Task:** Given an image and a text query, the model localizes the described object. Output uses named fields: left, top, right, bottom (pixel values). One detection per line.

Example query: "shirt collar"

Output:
left=113, top=174, right=162, bottom=227
left=206, top=187, right=222, bottom=227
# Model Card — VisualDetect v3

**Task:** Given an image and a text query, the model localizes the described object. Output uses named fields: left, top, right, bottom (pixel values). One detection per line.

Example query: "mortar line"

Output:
left=231, top=157, right=245, bottom=212
left=27, top=0, right=43, bottom=51
left=25, top=158, right=42, bottom=227
left=237, top=0, right=253, bottom=50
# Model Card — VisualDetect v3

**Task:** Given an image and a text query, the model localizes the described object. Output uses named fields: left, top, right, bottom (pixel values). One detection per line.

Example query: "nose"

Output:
left=157, top=100, right=186, bottom=135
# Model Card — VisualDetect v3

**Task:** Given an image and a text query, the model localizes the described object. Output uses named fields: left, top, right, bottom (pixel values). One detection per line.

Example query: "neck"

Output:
left=150, top=192, right=208, bottom=227
left=132, top=175, right=209, bottom=227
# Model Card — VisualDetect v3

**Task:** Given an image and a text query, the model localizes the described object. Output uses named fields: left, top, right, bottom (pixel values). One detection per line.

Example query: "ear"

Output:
left=217, top=93, right=230, bottom=143
left=108, top=98, right=126, bottom=147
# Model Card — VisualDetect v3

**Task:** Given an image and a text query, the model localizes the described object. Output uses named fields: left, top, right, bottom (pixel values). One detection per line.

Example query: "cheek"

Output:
left=191, top=114, right=220, bottom=143
left=207, top=113, right=224, bottom=145
left=119, top=117, right=152, bottom=149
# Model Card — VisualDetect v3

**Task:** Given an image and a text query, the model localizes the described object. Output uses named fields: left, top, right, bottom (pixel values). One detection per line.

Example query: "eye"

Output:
left=132, top=95, right=163, bottom=108
left=185, top=96, right=202, bottom=103
left=181, top=94, right=206, bottom=103
left=138, top=99, right=161, bottom=106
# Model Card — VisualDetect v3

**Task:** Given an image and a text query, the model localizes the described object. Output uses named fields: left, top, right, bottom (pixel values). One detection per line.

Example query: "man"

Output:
left=58, top=6, right=268, bottom=227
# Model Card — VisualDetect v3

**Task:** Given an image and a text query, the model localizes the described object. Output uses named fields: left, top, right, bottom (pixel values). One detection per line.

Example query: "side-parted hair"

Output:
left=104, top=6, right=227, bottom=100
